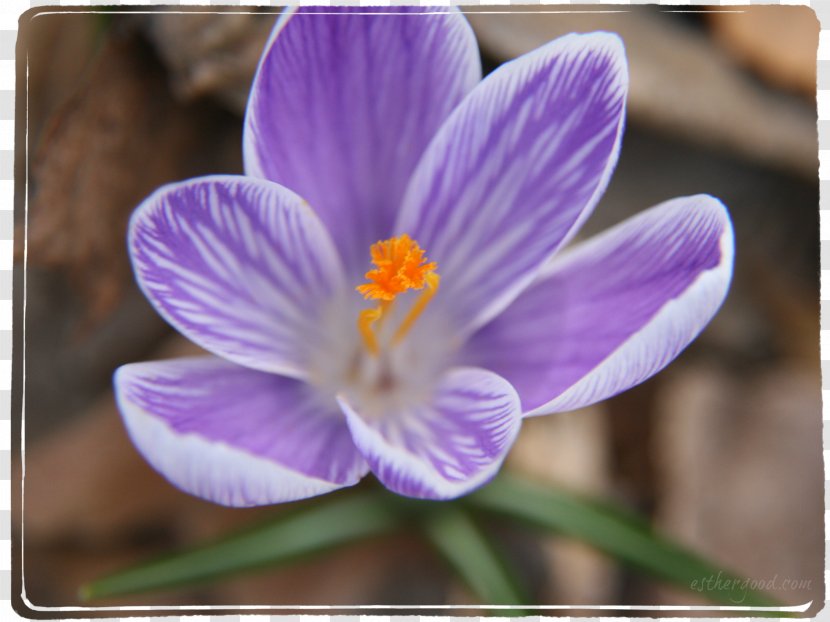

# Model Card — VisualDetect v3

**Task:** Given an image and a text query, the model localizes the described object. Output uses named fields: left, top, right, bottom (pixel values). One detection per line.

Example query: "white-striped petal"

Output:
left=115, top=357, right=368, bottom=507
left=464, top=195, right=734, bottom=415
left=129, top=175, right=346, bottom=378
left=396, top=32, right=628, bottom=335
left=338, top=367, right=522, bottom=499
left=244, top=7, right=481, bottom=276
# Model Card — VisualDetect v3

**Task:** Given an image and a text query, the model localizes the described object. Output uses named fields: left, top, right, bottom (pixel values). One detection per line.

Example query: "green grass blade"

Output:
left=81, top=491, right=399, bottom=600
left=468, top=473, right=780, bottom=609
left=422, top=505, right=528, bottom=613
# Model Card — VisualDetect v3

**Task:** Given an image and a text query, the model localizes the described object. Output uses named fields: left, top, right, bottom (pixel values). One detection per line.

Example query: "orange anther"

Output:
left=356, top=234, right=437, bottom=301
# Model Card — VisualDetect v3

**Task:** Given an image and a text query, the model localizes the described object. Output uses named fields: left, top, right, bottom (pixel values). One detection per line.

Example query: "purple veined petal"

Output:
left=244, top=7, right=482, bottom=276
left=396, top=31, right=628, bottom=335
left=115, top=357, right=368, bottom=507
left=129, top=175, right=345, bottom=379
left=463, top=195, right=735, bottom=416
left=338, top=367, right=522, bottom=500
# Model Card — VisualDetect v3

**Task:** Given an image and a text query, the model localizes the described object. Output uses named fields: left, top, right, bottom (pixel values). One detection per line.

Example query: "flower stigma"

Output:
left=356, top=234, right=440, bottom=356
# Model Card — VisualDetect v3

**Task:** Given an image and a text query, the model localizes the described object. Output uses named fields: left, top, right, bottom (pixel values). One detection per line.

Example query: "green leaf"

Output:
left=468, top=473, right=781, bottom=609
left=81, top=491, right=399, bottom=600
left=421, top=505, right=528, bottom=614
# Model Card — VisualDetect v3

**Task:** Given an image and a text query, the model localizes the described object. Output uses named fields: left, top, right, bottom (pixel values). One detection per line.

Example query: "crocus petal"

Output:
left=338, top=367, right=522, bottom=500
left=129, top=175, right=345, bottom=379
left=464, top=195, right=734, bottom=415
left=115, top=357, right=367, bottom=507
left=244, top=8, right=481, bottom=275
left=397, top=32, right=627, bottom=334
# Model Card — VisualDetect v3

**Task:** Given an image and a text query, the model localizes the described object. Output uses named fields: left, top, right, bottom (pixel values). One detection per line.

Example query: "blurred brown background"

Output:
left=13, top=5, right=824, bottom=614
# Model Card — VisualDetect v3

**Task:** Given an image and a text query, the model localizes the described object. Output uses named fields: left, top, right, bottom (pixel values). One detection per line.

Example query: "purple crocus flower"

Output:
left=114, top=8, right=734, bottom=506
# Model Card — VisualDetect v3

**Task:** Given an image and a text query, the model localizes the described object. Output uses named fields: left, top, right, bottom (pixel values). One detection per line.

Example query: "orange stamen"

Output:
left=356, top=235, right=439, bottom=355
left=356, top=234, right=437, bottom=301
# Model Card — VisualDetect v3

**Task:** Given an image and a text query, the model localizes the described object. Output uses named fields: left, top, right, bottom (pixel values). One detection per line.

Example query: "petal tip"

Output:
left=679, top=193, right=735, bottom=275
left=552, top=30, right=629, bottom=81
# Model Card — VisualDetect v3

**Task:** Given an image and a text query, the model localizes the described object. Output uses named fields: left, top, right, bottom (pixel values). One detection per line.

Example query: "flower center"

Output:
left=356, top=234, right=440, bottom=356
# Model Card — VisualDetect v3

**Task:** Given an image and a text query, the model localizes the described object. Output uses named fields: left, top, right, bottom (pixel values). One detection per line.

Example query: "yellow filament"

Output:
left=393, top=272, right=440, bottom=344
left=358, top=308, right=381, bottom=355
left=358, top=300, right=391, bottom=355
